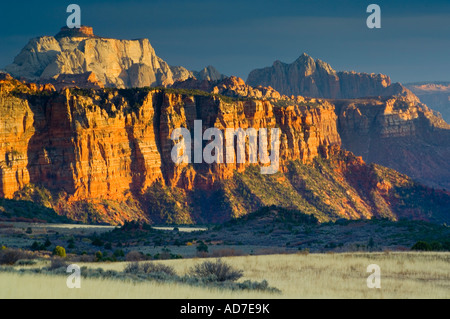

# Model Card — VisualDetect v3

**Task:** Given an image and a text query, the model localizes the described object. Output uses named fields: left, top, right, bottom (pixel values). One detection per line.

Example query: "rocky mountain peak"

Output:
left=273, top=60, right=284, bottom=67
left=405, top=82, right=450, bottom=123
left=294, top=52, right=314, bottom=63
left=247, top=53, right=417, bottom=100
left=193, top=65, right=225, bottom=81
left=316, top=59, right=336, bottom=75
left=4, top=28, right=227, bottom=90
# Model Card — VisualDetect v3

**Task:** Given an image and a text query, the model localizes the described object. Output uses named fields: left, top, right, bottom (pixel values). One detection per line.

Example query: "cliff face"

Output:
left=172, top=76, right=283, bottom=100
left=4, top=27, right=193, bottom=89
left=0, top=75, right=346, bottom=224
left=4, top=27, right=227, bottom=90
left=405, top=82, right=450, bottom=123
left=193, top=66, right=226, bottom=82
left=2, top=75, right=449, bottom=225
left=334, top=97, right=450, bottom=190
left=247, top=53, right=418, bottom=101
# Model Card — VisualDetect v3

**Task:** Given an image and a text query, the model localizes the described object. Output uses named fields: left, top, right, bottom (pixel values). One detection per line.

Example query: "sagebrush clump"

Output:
left=0, top=249, right=33, bottom=265
left=124, top=262, right=177, bottom=276
left=189, top=259, right=244, bottom=282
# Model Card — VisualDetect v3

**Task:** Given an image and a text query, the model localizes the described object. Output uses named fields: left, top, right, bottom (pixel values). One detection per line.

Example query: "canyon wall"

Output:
left=405, top=82, right=450, bottom=123
left=334, top=97, right=450, bottom=189
left=0, top=75, right=342, bottom=223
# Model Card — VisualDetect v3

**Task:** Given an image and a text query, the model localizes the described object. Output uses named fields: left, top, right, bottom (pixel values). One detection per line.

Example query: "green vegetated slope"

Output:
left=0, top=185, right=72, bottom=223
left=207, top=206, right=450, bottom=252
left=81, top=206, right=450, bottom=254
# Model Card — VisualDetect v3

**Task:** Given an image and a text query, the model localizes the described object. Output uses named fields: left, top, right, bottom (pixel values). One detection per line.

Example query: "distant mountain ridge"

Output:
left=247, top=53, right=418, bottom=101
left=3, top=26, right=225, bottom=89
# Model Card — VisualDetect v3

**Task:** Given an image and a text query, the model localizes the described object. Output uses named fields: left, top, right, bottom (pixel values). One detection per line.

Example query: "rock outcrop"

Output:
left=193, top=66, right=226, bottom=81
left=4, top=27, right=226, bottom=90
left=1, top=27, right=181, bottom=88
left=172, top=74, right=450, bottom=191
left=247, top=53, right=418, bottom=101
left=172, top=76, right=283, bottom=100
left=1, top=75, right=449, bottom=225
left=45, top=72, right=104, bottom=90
left=334, top=97, right=450, bottom=190
left=55, top=26, right=95, bottom=39
left=405, top=82, right=450, bottom=123
left=0, top=75, right=341, bottom=223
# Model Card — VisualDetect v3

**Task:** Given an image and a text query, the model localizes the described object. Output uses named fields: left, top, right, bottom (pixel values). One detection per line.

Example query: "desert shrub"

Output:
left=157, top=248, right=172, bottom=260
left=91, top=237, right=104, bottom=247
left=30, top=241, right=45, bottom=251
left=238, top=279, right=269, bottom=291
left=95, top=251, right=103, bottom=262
left=197, top=241, right=209, bottom=253
left=48, top=258, right=68, bottom=270
left=367, top=237, right=375, bottom=251
left=15, top=259, right=37, bottom=266
left=0, top=259, right=279, bottom=294
left=430, top=241, right=443, bottom=251
left=141, top=262, right=177, bottom=276
left=0, top=249, right=29, bottom=265
left=411, top=241, right=432, bottom=251
left=44, top=238, right=52, bottom=247
left=297, top=248, right=310, bottom=255
left=78, top=254, right=95, bottom=262
left=67, top=237, right=76, bottom=249
left=53, top=246, right=66, bottom=258
left=411, top=241, right=445, bottom=251
left=211, top=248, right=245, bottom=258
left=442, top=241, right=450, bottom=251
left=100, top=252, right=116, bottom=262
left=124, top=262, right=177, bottom=277
left=124, top=262, right=140, bottom=274
left=113, top=249, right=125, bottom=258
left=126, top=251, right=145, bottom=261
left=190, top=259, right=244, bottom=282
left=253, top=247, right=286, bottom=255
left=196, top=242, right=209, bottom=258
left=174, top=239, right=182, bottom=247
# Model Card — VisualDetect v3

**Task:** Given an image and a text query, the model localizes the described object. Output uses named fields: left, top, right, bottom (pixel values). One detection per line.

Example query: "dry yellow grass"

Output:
left=1, top=252, right=449, bottom=299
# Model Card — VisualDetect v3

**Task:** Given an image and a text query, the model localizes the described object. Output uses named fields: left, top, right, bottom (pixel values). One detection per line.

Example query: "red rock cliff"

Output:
left=0, top=76, right=340, bottom=222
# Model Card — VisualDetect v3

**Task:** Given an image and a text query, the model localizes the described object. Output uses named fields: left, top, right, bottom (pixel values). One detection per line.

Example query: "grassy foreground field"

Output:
left=1, top=252, right=449, bottom=299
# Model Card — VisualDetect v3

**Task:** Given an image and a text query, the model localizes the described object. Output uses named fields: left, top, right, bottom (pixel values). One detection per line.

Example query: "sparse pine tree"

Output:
left=197, top=241, right=209, bottom=253
left=44, top=238, right=52, bottom=248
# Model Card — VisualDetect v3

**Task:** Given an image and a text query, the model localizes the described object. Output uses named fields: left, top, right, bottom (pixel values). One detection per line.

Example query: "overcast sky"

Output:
left=0, top=0, right=449, bottom=83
